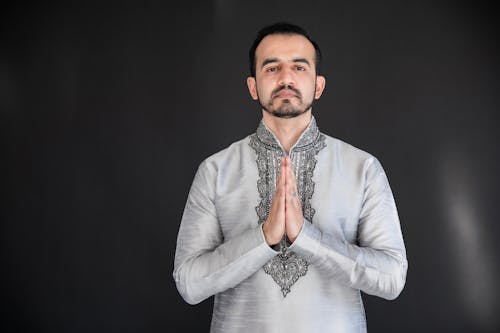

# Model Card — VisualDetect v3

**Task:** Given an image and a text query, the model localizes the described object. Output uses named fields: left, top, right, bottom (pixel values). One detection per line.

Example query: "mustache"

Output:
left=271, top=85, right=302, bottom=98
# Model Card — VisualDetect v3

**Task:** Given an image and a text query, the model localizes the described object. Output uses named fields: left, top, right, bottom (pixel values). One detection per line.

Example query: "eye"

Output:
left=266, top=66, right=278, bottom=73
left=296, top=65, right=306, bottom=71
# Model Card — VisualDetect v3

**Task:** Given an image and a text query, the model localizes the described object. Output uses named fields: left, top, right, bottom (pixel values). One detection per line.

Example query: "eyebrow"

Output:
left=261, top=58, right=280, bottom=69
left=260, top=57, right=311, bottom=69
left=291, top=58, right=311, bottom=67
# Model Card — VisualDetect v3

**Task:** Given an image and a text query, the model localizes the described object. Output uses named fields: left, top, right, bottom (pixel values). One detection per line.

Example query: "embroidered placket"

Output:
left=249, top=117, right=326, bottom=296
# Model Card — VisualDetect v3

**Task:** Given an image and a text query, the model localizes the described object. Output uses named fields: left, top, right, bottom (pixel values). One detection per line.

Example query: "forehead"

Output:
left=255, top=34, right=316, bottom=64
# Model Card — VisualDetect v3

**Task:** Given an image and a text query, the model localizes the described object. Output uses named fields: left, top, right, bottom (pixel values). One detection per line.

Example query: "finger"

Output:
left=285, top=157, right=296, bottom=183
left=277, top=157, right=286, bottom=189
left=265, top=167, right=286, bottom=245
left=283, top=156, right=290, bottom=185
left=270, top=158, right=286, bottom=218
left=270, top=183, right=285, bottom=217
left=279, top=183, right=286, bottom=214
left=277, top=161, right=288, bottom=225
left=285, top=159, right=299, bottom=196
left=286, top=164, right=301, bottom=208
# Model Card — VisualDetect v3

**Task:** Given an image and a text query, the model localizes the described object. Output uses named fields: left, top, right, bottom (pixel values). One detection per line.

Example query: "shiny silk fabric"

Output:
left=173, top=117, right=408, bottom=333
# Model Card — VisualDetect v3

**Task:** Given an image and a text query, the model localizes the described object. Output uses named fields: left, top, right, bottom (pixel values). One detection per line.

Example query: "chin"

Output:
left=260, top=99, right=312, bottom=119
left=270, top=110, right=306, bottom=118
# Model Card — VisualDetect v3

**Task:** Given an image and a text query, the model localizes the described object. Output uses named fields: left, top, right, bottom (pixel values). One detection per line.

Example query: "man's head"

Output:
left=247, top=22, right=326, bottom=119
left=248, top=22, right=322, bottom=77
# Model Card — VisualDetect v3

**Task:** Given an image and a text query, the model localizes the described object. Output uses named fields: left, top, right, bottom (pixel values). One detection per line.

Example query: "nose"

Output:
left=278, top=67, right=295, bottom=87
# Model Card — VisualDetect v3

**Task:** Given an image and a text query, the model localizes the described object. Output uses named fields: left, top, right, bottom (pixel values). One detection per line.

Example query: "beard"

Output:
left=260, top=99, right=314, bottom=118
left=258, top=84, right=315, bottom=119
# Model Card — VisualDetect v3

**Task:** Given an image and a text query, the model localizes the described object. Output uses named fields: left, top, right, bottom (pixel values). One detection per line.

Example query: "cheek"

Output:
left=307, top=79, right=319, bottom=98
left=303, top=83, right=316, bottom=99
left=256, top=80, right=271, bottom=98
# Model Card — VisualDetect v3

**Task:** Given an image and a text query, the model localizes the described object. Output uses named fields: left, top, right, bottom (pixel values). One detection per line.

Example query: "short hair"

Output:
left=248, top=22, right=322, bottom=77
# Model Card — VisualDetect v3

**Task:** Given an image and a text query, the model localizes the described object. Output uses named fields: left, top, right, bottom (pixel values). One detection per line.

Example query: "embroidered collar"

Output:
left=255, top=116, right=321, bottom=153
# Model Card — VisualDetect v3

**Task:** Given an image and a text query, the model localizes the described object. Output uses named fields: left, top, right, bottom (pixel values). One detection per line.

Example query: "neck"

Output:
left=262, top=110, right=312, bottom=154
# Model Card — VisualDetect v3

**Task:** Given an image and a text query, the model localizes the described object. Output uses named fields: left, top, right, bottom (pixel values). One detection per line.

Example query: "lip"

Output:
left=274, top=91, right=298, bottom=99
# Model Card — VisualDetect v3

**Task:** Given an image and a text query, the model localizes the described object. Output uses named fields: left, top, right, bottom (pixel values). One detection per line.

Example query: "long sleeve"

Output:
left=173, top=160, right=277, bottom=305
left=289, top=157, right=408, bottom=300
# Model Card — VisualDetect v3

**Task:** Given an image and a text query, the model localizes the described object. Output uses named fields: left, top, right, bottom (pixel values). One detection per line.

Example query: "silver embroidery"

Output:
left=262, top=250, right=308, bottom=297
left=249, top=117, right=326, bottom=296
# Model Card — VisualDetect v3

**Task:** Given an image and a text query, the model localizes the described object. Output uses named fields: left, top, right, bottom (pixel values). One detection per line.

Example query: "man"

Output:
left=173, top=22, right=407, bottom=332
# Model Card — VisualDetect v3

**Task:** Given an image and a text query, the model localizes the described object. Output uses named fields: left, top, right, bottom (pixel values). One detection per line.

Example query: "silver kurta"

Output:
left=173, top=117, right=408, bottom=333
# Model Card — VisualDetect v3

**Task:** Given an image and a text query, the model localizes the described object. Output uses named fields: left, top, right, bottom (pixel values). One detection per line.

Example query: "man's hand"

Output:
left=262, top=158, right=286, bottom=246
left=262, top=157, right=304, bottom=246
left=283, top=157, right=304, bottom=242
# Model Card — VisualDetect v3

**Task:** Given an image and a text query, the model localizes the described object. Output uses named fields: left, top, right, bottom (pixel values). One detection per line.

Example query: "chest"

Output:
left=213, top=156, right=365, bottom=244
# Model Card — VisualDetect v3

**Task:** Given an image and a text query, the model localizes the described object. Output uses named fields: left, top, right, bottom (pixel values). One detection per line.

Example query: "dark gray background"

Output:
left=1, top=0, right=499, bottom=332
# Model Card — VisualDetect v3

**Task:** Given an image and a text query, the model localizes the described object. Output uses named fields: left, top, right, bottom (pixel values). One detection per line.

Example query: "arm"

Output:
left=173, top=160, right=277, bottom=305
left=289, top=157, right=408, bottom=300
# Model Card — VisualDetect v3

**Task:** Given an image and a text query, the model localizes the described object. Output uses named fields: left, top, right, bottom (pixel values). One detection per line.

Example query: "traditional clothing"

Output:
left=173, top=117, right=407, bottom=333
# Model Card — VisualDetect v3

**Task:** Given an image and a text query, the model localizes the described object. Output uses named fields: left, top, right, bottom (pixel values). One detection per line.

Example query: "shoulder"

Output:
left=198, top=135, right=254, bottom=174
left=321, top=133, right=375, bottom=161
left=319, top=133, right=387, bottom=176
left=192, top=135, right=256, bottom=192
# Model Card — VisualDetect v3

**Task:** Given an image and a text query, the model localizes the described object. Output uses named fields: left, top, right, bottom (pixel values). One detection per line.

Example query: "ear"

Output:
left=314, top=75, right=326, bottom=99
left=246, top=76, right=258, bottom=100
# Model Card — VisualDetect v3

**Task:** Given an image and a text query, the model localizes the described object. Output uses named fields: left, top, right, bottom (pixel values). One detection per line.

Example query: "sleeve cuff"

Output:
left=288, top=219, right=322, bottom=263
left=259, top=223, right=280, bottom=254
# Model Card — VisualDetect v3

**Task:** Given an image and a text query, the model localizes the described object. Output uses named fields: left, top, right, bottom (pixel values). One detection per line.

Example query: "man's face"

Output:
left=247, top=34, right=325, bottom=118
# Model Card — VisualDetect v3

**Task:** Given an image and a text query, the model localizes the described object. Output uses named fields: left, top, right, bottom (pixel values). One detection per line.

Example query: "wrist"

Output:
left=287, top=219, right=304, bottom=243
left=262, top=222, right=280, bottom=246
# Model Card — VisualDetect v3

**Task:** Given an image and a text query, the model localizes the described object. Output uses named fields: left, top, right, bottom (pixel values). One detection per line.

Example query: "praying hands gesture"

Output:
left=262, top=157, right=304, bottom=246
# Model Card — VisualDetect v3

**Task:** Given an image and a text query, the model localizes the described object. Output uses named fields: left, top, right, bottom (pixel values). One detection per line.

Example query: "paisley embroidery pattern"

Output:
left=249, top=117, right=326, bottom=296
left=263, top=250, right=308, bottom=297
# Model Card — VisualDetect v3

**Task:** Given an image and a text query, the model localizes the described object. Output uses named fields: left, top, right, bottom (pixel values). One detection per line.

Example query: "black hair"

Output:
left=248, top=22, right=322, bottom=77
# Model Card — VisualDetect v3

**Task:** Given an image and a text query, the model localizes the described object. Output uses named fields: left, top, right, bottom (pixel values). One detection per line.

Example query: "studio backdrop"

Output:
left=1, top=1, right=499, bottom=332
